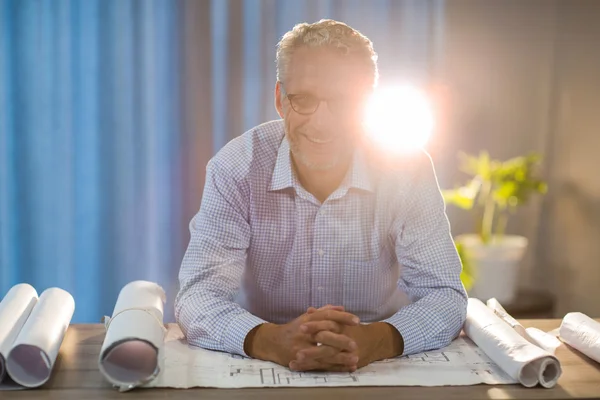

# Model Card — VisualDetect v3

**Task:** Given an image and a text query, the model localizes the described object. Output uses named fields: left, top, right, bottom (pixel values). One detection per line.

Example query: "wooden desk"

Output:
left=4, top=320, right=600, bottom=399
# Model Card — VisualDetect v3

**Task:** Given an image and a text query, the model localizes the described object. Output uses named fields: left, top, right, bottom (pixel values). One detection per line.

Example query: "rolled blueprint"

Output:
left=465, top=298, right=562, bottom=388
left=486, top=298, right=532, bottom=340
left=99, top=281, right=166, bottom=391
left=525, top=327, right=562, bottom=355
left=559, top=312, right=600, bottom=363
left=5, top=287, right=75, bottom=387
left=0, top=284, right=39, bottom=383
left=487, top=298, right=562, bottom=354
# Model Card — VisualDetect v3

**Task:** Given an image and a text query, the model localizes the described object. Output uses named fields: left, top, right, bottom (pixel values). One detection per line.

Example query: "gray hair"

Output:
left=276, top=19, right=379, bottom=87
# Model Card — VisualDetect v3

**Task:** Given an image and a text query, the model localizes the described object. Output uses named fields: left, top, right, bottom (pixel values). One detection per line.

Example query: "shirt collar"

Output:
left=268, top=136, right=375, bottom=194
left=269, top=136, right=294, bottom=191
left=348, top=146, right=375, bottom=193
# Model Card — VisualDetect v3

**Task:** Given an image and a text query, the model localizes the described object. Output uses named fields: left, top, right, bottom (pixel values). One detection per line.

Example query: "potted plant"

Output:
left=443, top=151, right=547, bottom=303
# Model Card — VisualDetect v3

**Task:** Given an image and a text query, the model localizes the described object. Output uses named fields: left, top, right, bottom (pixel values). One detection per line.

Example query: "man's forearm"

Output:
left=244, top=323, right=280, bottom=362
left=382, top=288, right=467, bottom=355
left=359, top=322, right=404, bottom=364
left=175, top=289, right=266, bottom=356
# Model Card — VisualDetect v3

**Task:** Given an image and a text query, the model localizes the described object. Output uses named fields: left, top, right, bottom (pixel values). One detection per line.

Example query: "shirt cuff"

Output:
left=382, top=306, right=427, bottom=356
left=222, top=311, right=267, bottom=357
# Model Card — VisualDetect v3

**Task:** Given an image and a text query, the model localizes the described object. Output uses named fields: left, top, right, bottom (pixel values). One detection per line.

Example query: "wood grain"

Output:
left=3, top=320, right=600, bottom=399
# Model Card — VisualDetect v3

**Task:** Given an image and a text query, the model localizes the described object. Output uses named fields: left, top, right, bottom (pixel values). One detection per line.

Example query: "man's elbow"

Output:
left=174, top=291, right=193, bottom=338
left=434, top=288, right=467, bottom=347
left=448, top=287, right=468, bottom=341
left=455, top=283, right=468, bottom=320
left=450, top=272, right=469, bottom=330
left=173, top=285, right=190, bottom=326
left=174, top=295, right=217, bottom=349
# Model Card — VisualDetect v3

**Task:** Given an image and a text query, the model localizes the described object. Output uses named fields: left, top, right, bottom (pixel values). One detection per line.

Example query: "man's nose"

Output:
left=311, top=100, right=334, bottom=130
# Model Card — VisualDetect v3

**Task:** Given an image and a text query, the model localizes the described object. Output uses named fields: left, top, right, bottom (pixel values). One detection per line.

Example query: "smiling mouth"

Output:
left=304, top=135, right=334, bottom=145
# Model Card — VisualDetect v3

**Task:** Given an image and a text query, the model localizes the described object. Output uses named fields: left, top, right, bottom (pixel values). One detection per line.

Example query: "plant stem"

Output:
left=496, top=211, right=508, bottom=237
left=481, top=182, right=495, bottom=243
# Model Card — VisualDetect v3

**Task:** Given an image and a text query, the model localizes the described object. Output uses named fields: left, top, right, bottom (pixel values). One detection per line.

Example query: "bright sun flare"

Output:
left=363, top=85, right=435, bottom=152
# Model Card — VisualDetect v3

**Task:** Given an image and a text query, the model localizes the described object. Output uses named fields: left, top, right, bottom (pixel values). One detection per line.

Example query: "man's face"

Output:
left=276, top=47, right=373, bottom=171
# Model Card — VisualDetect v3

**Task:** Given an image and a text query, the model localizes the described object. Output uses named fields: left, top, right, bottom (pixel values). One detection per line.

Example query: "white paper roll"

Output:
left=486, top=298, right=533, bottom=341
left=525, top=327, right=562, bottom=355
left=465, top=298, right=562, bottom=388
left=559, top=312, right=600, bottom=363
left=99, top=281, right=166, bottom=391
left=0, top=284, right=39, bottom=383
left=5, top=287, right=75, bottom=387
left=486, top=298, right=562, bottom=354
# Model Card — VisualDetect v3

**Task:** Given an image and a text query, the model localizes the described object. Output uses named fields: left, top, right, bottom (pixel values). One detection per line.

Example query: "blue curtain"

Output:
left=1, top=0, right=445, bottom=322
left=0, top=0, right=185, bottom=322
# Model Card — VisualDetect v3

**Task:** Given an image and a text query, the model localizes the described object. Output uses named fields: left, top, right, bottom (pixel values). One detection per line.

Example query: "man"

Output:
left=175, top=19, right=467, bottom=373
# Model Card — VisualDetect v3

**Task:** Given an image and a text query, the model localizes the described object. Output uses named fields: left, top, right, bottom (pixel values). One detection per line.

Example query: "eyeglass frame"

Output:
left=279, top=82, right=364, bottom=117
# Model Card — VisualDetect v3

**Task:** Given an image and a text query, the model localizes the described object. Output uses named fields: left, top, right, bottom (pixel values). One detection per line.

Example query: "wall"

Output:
left=537, top=0, right=600, bottom=317
left=441, top=0, right=600, bottom=316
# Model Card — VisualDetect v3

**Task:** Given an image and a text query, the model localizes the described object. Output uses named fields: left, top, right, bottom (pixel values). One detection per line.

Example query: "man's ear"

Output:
left=274, top=81, right=284, bottom=119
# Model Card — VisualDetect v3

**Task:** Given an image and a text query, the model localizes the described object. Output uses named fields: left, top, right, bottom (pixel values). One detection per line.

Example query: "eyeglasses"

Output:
left=281, top=84, right=362, bottom=116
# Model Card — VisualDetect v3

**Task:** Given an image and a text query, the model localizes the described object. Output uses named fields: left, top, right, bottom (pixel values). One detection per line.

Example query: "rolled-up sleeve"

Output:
left=383, top=153, right=468, bottom=355
left=175, top=160, right=266, bottom=356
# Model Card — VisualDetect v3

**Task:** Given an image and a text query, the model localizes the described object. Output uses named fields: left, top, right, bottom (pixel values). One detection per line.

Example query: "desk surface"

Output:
left=4, top=320, right=600, bottom=399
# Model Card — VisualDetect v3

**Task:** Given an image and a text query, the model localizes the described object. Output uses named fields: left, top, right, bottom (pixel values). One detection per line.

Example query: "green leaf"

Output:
left=494, top=181, right=518, bottom=204
left=537, top=181, right=548, bottom=194
left=455, top=242, right=474, bottom=291
left=443, top=150, right=548, bottom=239
left=443, top=190, right=473, bottom=209
left=442, top=178, right=481, bottom=210
left=461, top=270, right=474, bottom=291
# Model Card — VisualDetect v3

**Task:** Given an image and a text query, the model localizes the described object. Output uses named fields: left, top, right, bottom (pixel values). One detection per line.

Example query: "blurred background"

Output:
left=1, top=0, right=599, bottom=323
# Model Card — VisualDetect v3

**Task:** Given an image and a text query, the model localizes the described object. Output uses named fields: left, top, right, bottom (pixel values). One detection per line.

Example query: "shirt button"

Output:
left=318, top=249, right=324, bottom=256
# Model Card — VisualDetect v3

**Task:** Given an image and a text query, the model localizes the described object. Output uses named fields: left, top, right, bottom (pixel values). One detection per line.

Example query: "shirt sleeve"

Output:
left=382, top=152, right=468, bottom=355
left=174, top=160, right=266, bottom=357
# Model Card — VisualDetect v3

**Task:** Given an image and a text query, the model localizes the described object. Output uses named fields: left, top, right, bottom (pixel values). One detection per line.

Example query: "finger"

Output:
left=300, top=320, right=343, bottom=334
left=306, top=305, right=345, bottom=314
left=289, top=358, right=322, bottom=371
left=296, top=346, right=338, bottom=362
left=328, top=351, right=359, bottom=367
left=305, top=310, right=360, bottom=326
left=298, top=346, right=359, bottom=367
left=315, top=331, right=357, bottom=352
left=319, top=305, right=345, bottom=312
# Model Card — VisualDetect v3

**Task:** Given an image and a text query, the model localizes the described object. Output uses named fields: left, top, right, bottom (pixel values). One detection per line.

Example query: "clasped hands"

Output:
left=246, top=304, right=382, bottom=372
left=288, top=304, right=367, bottom=372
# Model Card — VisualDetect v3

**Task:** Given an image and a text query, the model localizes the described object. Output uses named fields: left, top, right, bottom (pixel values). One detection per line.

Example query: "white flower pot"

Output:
left=456, top=234, right=528, bottom=304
